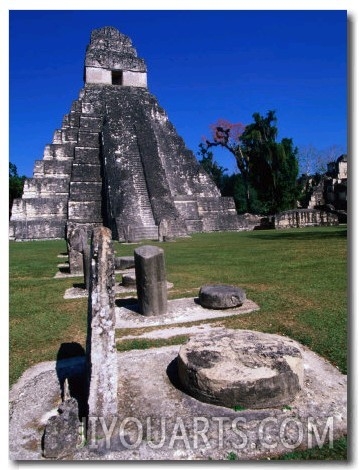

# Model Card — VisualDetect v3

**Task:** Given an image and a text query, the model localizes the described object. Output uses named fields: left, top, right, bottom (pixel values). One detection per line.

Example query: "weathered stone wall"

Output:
left=275, top=209, right=338, bottom=229
left=149, top=102, right=221, bottom=199
left=22, top=178, right=70, bottom=198
left=8, top=219, right=66, bottom=240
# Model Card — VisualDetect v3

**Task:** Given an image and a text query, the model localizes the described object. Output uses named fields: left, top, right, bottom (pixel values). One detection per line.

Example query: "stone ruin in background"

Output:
left=9, top=26, right=241, bottom=243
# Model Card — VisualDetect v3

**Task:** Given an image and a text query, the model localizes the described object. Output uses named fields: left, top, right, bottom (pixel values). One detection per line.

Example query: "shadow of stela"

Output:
left=58, top=266, right=70, bottom=274
left=73, top=282, right=86, bottom=289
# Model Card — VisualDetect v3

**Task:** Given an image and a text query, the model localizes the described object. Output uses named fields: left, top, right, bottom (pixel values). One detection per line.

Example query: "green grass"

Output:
left=116, top=335, right=189, bottom=351
left=275, top=435, right=347, bottom=460
left=9, top=240, right=88, bottom=384
left=116, top=227, right=347, bottom=373
left=9, top=227, right=347, bottom=459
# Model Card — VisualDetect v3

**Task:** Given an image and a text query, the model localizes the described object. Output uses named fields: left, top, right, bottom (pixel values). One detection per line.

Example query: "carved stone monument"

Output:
left=66, top=223, right=90, bottom=289
left=66, top=223, right=87, bottom=274
left=134, top=245, right=167, bottom=316
left=86, top=227, right=118, bottom=419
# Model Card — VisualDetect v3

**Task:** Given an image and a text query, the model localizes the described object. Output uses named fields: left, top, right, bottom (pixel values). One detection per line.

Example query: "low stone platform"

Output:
left=64, top=281, right=174, bottom=299
left=118, top=324, right=225, bottom=342
left=9, top=341, right=347, bottom=460
left=115, top=297, right=259, bottom=328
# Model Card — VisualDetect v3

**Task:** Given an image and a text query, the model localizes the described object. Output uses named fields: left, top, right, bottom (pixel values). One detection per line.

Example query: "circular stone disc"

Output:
left=199, top=284, right=246, bottom=309
left=177, top=329, right=303, bottom=409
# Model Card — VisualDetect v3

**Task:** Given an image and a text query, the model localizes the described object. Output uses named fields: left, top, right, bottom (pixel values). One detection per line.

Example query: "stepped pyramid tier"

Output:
left=10, top=26, right=241, bottom=242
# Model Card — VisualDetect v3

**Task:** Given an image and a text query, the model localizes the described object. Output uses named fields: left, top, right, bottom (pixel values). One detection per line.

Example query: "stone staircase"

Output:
left=125, top=151, right=156, bottom=228
left=67, top=89, right=104, bottom=229
left=125, top=155, right=158, bottom=241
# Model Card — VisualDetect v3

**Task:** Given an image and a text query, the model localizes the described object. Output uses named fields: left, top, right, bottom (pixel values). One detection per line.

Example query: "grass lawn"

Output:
left=9, top=226, right=347, bottom=459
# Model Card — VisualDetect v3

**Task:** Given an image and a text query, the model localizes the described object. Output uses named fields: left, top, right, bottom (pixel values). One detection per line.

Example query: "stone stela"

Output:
left=86, top=226, right=118, bottom=419
left=134, top=245, right=168, bottom=316
left=66, top=223, right=90, bottom=289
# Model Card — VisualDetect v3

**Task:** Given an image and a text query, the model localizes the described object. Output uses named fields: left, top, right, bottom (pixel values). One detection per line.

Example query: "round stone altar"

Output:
left=199, top=284, right=246, bottom=309
left=177, top=329, right=304, bottom=409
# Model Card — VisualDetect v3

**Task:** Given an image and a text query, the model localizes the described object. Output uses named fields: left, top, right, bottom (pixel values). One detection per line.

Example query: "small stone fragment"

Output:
left=42, top=398, right=80, bottom=459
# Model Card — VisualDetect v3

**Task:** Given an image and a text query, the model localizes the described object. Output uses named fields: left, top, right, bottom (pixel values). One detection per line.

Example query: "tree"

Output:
left=204, top=111, right=299, bottom=214
left=9, top=162, right=25, bottom=218
left=197, top=143, right=228, bottom=191
left=204, top=119, right=251, bottom=209
left=298, top=144, right=346, bottom=176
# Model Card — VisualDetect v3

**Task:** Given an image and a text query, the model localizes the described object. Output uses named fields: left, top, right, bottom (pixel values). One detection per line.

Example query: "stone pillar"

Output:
left=134, top=245, right=167, bottom=316
left=66, top=223, right=88, bottom=278
left=86, top=227, right=118, bottom=419
left=158, top=219, right=168, bottom=242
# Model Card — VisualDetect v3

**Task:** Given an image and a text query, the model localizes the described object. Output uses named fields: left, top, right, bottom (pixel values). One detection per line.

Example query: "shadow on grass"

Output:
left=73, top=282, right=86, bottom=289
left=252, top=228, right=347, bottom=241
left=58, top=266, right=70, bottom=274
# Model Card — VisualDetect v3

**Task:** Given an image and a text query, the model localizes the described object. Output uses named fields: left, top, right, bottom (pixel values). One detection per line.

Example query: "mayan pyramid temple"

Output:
left=10, top=26, right=240, bottom=242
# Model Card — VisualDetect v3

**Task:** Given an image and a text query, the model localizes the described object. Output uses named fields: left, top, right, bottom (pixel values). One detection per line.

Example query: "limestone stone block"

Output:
left=199, top=284, right=246, bottom=309
left=134, top=245, right=167, bottom=316
left=178, top=329, right=303, bottom=409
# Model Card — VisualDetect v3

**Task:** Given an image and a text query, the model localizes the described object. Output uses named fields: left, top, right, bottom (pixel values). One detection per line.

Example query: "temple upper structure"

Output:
left=10, top=26, right=241, bottom=242
left=84, top=27, right=147, bottom=87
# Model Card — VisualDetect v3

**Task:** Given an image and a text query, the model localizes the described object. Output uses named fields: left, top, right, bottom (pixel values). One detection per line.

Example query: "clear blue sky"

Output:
left=9, top=9, right=347, bottom=177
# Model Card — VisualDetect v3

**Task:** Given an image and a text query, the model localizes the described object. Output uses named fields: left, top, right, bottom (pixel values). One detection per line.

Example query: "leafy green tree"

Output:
left=221, top=173, right=265, bottom=214
left=9, top=162, right=25, bottom=218
left=241, top=112, right=299, bottom=212
left=205, top=112, right=299, bottom=214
